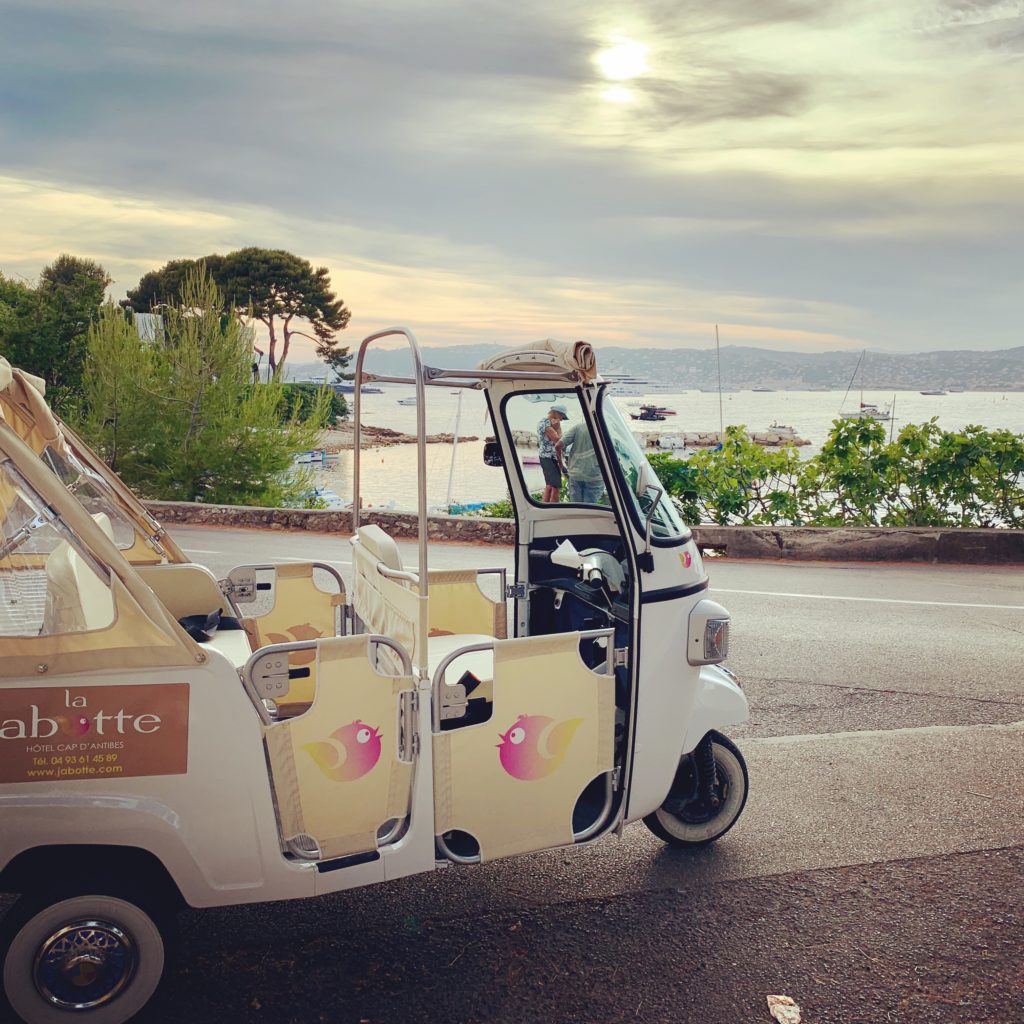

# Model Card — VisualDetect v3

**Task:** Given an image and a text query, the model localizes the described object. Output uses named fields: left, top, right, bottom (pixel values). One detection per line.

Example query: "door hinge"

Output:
left=611, top=766, right=623, bottom=790
left=398, top=690, right=419, bottom=762
left=613, top=647, right=630, bottom=669
left=505, top=582, right=527, bottom=600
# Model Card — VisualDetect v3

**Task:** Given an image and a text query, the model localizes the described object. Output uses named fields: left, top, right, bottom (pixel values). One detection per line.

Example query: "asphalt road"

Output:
left=135, top=525, right=1024, bottom=1024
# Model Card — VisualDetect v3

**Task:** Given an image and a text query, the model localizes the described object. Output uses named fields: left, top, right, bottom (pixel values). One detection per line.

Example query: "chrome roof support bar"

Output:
left=353, top=327, right=429, bottom=599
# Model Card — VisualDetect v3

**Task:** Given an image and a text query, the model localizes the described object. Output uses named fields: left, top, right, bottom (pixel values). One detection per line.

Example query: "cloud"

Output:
left=1, top=0, right=1022, bottom=354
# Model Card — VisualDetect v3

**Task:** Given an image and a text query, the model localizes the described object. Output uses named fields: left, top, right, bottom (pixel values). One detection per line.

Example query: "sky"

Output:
left=1, top=0, right=1022, bottom=360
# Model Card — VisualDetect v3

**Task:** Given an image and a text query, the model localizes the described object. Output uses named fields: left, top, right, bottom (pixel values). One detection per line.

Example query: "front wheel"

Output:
left=1, top=885, right=173, bottom=1024
left=644, top=731, right=748, bottom=847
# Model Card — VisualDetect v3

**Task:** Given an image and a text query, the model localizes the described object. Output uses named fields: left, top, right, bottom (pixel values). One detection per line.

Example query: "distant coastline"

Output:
left=287, top=343, right=1024, bottom=393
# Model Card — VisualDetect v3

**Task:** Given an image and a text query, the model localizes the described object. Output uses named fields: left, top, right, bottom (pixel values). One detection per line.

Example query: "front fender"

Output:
left=680, top=663, right=749, bottom=755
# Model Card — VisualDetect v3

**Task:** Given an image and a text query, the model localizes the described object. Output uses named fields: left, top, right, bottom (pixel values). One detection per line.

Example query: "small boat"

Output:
left=767, top=421, right=799, bottom=439
left=521, top=455, right=541, bottom=466
left=335, top=383, right=383, bottom=394
left=294, top=449, right=336, bottom=465
left=920, top=389, right=947, bottom=396
left=841, top=402, right=892, bottom=422
left=303, top=486, right=348, bottom=509
left=397, top=397, right=417, bottom=406
left=630, top=404, right=667, bottom=422
left=655, top=434, right=689, bottom=453
left=752, top=387, right=775, bottom=392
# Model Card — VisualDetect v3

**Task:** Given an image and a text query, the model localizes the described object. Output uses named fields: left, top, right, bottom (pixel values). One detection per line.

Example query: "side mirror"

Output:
left=483, top=438, right=504, bottom=467
left=635, top=459, right=656, bottom=499
left=634, top=461, right=663, bottom=573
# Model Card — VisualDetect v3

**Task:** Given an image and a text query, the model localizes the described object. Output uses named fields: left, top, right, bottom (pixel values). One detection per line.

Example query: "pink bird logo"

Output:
left=497, top=714, right=583, bottom=780
left=303, top=720, right=383, bottom=782
left=55, top=715, right=91, bottom=737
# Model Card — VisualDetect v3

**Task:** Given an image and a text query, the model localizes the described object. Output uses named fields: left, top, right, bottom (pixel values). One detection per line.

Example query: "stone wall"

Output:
left=144, top=501, right=1024, bottom=564
left=145, top=501, right=516, bottom=545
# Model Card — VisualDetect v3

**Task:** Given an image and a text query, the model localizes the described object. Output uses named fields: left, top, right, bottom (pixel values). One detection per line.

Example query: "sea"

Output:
left=308, top=386, right=1024, bottom=512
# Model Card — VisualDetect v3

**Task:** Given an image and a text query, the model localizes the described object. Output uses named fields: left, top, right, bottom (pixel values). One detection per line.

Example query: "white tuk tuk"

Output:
left=0, top=331, right=748, bottom=1024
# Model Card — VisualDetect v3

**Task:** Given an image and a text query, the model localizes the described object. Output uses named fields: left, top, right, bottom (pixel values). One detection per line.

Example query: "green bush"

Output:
left=477, top=420, right=1024, bottom=528
left=280, top=382, right=347, bottom=426
left=654, top=418, right=1023, bottom=528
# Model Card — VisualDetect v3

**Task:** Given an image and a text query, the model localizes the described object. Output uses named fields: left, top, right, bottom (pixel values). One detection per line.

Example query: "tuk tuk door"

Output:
left=252, top=634, right=418, bottom=862
left=432, top=630, right=616, bottom=863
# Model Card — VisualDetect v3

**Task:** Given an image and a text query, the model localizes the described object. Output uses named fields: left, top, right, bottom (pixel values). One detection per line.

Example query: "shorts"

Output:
left=540, top=456, right=562, bottom=488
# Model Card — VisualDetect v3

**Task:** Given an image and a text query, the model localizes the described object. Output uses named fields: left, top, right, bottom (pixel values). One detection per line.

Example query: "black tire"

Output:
left=0, top=882, right=176, bottom=1024
left=644, top=731, right=749, bottom=847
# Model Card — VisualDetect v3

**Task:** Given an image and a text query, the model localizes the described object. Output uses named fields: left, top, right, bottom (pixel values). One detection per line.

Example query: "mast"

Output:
left=445, top=389, right=463, bottom=507
left=715, top=324, right=724, bottom=439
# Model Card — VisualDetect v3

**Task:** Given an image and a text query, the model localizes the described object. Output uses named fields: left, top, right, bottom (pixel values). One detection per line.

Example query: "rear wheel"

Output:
left=1, top=885, right=174, bottom=1024
left=644, top=731, right=748, bottom=847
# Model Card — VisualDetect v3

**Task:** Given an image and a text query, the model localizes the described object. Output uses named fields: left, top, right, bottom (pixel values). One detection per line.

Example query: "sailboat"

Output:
left=840, top=351, right=892, bottom=421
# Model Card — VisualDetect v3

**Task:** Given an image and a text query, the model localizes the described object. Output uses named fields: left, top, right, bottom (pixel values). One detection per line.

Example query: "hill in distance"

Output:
left=288, top=343, right=1024, bottom=391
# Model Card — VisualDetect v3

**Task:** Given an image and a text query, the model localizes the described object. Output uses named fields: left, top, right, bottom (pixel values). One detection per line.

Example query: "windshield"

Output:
left=502, top=391, right=610, bottom=507
left=599, top=395, right=688, bottom=541
left=0, top=459, right=116, bottom=636
left=39, top=445, right=163, bottom=558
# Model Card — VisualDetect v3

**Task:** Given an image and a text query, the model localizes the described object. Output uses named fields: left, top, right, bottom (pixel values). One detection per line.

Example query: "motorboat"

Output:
left=630, top=404, right=667, bottom=422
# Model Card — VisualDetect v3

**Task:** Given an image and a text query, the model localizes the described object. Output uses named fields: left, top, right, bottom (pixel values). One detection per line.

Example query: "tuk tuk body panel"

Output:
left=0, top=660, right=326, bottom=908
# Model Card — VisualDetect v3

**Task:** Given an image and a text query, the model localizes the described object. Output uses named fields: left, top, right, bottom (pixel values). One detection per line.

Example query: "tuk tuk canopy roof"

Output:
left=0, top=357, right=70, bottom=459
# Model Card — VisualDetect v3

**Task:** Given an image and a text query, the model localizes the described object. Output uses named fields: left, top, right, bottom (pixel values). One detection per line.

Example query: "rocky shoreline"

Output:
left=320, top=424, right=479, bottom=451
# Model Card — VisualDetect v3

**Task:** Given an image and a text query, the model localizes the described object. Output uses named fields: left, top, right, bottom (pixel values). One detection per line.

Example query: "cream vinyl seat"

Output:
left=42, top=513, right=117, bottom=634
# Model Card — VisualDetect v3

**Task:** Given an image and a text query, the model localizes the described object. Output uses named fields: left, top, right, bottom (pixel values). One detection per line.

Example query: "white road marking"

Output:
left=714, top=587, right=1024, bottom=611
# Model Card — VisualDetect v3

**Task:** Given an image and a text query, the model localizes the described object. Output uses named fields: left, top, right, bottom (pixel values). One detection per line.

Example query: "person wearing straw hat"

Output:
left=537, top=403, right=568, bottom=502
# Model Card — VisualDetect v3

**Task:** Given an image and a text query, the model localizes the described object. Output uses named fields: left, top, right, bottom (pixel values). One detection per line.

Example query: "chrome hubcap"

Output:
left=34, top=920, right=136, bottom=1010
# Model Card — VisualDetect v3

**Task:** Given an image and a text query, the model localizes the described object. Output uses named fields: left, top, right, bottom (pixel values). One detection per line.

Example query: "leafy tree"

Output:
left=125, top=248, right=351, bottom=376
left=0, top=255, right=110, bottom=408
left=75, top=268, right=327, bottom=506
left=123, top=256, right=225, bottom=313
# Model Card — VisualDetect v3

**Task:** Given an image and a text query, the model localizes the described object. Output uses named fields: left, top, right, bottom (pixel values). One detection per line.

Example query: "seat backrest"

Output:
left=44, top=541, right=115, bottom=633
left=355, top=524, right=403, bottom=571
left=351, top=526, right=426, bottom=671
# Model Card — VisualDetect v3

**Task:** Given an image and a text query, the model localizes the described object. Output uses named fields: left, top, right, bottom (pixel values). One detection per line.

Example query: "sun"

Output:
left=595, top=38, right=648, bottom=81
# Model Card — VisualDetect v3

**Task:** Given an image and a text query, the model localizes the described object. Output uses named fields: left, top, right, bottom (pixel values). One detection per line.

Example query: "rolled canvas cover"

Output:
left=0, top=359, right=70, bottom=459
left=433, top=633, right=614, bottom=862
left=249, top=562, right=345, bottom=711
left=477, top=339, right=597, bottom=382
left=264, top=635, right=414, bottom=860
